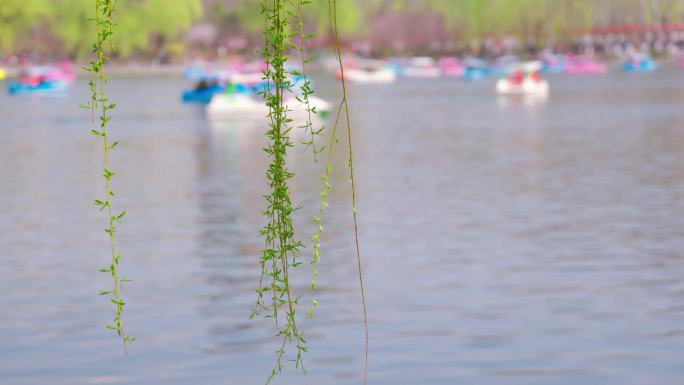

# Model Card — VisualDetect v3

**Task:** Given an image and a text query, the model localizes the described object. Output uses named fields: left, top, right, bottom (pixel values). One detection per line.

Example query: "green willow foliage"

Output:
left=251, top=0, right=308, bottom=382
left=291, top=0, right=326, bottom=320
left=82, top=0, right=133, bottom=352
left=251, top=0, right=368, bottom=383
left=76, top=0, right=369, bottom=376
left=251, top=0, right=316, bottom=383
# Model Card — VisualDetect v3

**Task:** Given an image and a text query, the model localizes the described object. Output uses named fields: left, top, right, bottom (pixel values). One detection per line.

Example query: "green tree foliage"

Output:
left=306, top=0, right=363, bottom=36
left=0, top=0, right=51, bottom=53
left=232, top=0, right=362, bottom=37
left=438, top=0, right=590, bottom=43
left=0, top=0, right=202, bottom=58
left=230, top=0, right=683, bottom=46
left=2, top=0, right=683, bottom=57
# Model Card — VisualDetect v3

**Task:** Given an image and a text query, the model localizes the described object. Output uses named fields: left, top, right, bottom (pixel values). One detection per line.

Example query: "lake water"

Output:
left=1, top=71, right=684, bottom=385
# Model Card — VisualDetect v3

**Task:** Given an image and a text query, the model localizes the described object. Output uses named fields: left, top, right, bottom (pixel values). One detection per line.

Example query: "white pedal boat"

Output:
left=227, top=72, right=265, bottom=85
left=343, top=67, right=396, bottom=84
left=496, top=77, right=549, bottom=96
left=403, top=57, right=441, bottom=78
left=496, top=61, right=549, bottom=96
left=207, top=93, right=332, bottom=120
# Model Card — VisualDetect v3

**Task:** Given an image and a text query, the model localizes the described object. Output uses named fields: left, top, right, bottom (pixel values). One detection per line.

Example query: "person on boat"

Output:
left=529, top=71, right=541, bottom=82
left=194, top=78, right=221, bottom=92
left=510, top=70, right=524, bottom=85
left=194, top=79, right=210, bottom=91
left=19, top=72, right=41, bottom=87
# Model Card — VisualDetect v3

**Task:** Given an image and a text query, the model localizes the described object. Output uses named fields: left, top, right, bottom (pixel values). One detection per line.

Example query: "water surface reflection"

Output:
left=1, top=73, right=684, bottom=385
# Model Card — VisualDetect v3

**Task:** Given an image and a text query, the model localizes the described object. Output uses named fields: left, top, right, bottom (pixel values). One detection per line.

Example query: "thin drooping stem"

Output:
left=330, top=0, right=368, bottom=383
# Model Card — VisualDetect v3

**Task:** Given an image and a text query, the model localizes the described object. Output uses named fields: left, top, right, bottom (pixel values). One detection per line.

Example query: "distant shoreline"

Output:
left=100, top=63, right=186, bottom=76
left=1, top=57, right=682, bottom=79
left=0, top=63, right=186, bottom=78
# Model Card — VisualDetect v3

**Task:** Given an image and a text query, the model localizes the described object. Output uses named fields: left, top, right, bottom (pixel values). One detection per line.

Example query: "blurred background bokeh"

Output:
left=2, top=0, right=684, bottom=62
left=1, top=1, right=684, bottom=385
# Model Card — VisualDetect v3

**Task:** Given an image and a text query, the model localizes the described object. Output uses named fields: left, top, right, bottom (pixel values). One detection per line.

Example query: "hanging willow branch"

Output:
left=251, top=0, right=308, bottom=383
left=82, top=0, right=133, bottom=353
left=292, top=0, right=321, bottom=162
left=252, top=0, right=368, bottom=383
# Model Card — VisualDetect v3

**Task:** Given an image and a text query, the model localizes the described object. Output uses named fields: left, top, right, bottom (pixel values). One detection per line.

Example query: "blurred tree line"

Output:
left=222, top=0, right=684, bottom=54
left=1, top=0, right=682, bottom=59
left=229, top=0, right=683, bottom=36
left=0, top=0, right=202, bottom=59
